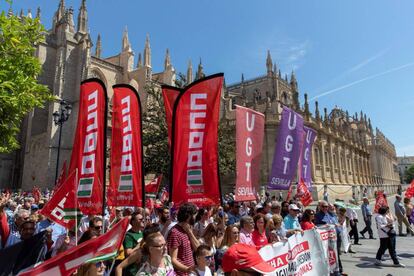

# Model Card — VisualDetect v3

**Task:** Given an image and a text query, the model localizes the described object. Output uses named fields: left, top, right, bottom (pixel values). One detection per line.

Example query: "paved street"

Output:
left=340, top=193, right=414, bottom=276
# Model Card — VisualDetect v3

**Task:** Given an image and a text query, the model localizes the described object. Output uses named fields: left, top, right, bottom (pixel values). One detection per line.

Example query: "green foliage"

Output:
left=218, top=120, right=236, bottom=175
left=142, top=76, right=236, bottom=180
left=0, top=11, right=52, bottom=152
left=142, top=81, right=170, bottom=177
left=405, top=164, right=414, bottom=183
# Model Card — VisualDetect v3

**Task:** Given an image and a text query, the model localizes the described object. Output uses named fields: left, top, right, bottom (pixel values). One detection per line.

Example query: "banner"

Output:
left=340, top=220, right=350, bottom=253
left=316, top=225, right=340, bottom=275
left=296, top=178, right=313, bottom=207
left=374, top=190, right=388, bottom=213
left=68, top=78, right=107, bottom=215
left=235, top=105, right=264, bottom=202
left=300, top=126, right=316, bottom=189
left=162, top=87, right=180, bottom=147
left=19, top=217, right=129, bottom=276
left=108, top=84, right=144, bottom=207
left=168, top=74, right=223, bottom=207
left=259, top=229, right=329, bottom=276
left=268, top=106, right=304, bottom=190
left=39, top=170, right=80, bottom=229
left=405, top=179, right=414, bottom=199
left=145, top=175, right=163, bottom=195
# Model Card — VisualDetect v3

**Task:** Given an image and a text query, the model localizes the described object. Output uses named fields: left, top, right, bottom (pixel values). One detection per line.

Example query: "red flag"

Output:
left=374, top=190, right=389, bottom=213
left=405, top=179, right=414, bottom=199
left=108, top=85, right=144, bottom=207
left=145, top=175, right=162, bottom=194
left=297, top=178, right=313, bottom=207
left=32, top=186, right=41, bottom=203
left=162, top=87, right=180, bottom=147
left=286, top=184, right=293, bottom=201
left=68, top=79, right=107, bottom=215
left=167, top=74, right=223, bottom=207
left=19, top=217, right=129, bottom=276
left=55, top=160, right=67, bottom=188
left=39, top=170, right=79, bottom=229
left=234, top=105, right=264, bottom=202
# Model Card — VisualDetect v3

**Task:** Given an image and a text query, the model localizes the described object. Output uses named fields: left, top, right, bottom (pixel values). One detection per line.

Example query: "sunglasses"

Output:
left=204, top=255, right=214, bottom=261
left=150, top=243, right=167, bottom=248
left=322, top=206, right=329, bottom=208
left=93, top=225, right=103, bottom=230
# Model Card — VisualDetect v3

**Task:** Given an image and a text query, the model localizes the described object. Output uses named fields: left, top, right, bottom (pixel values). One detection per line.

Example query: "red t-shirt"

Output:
left=167, top=224, right=194, bottom=276
left=300, top=221, right=315, bottom=230
left=252, top=229, right=268, bottom=249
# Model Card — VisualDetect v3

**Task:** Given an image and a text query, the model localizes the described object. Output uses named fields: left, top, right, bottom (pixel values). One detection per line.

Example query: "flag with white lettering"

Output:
left=68, top=78, right=107, bottom=215
left=108, top=84, right=144, bottom=207
left=167, top=73, right=223, bottom=207
left=39, top=170, right=80, bottom=229
left=19, top=217, right=129, bottom=276
left=145, top=175, right=162, bottom=194
left=235, top=105, right=264, bottom=202
left=300, top=126, right=316, bottom=189
left=268, top=106, right=304, bottom=190
left=162, top=87, right=180, bottom=147
left=297, top=178, right=313, bottom=207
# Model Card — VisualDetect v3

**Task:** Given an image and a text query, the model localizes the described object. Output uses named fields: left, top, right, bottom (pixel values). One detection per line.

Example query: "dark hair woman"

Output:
left=300, top=209, right=316, bottom=230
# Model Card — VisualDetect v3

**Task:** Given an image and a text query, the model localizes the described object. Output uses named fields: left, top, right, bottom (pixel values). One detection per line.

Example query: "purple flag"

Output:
left=268, top=106, right=304, bottom=190
left=300, top=126, right=317, bottom=189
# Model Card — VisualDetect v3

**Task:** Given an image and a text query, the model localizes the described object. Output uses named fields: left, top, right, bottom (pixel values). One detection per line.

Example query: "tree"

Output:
left=0, top=8, right=52, bottom=153
left=142, top=74, right=236, bottom=180
left=405, top=164, right=414, bottom=184
left=142, top=81, right=170, bottom=177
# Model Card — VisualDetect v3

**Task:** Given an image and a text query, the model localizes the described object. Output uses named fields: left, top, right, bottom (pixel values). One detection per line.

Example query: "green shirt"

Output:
left=123, top=229, right=143, bottom=276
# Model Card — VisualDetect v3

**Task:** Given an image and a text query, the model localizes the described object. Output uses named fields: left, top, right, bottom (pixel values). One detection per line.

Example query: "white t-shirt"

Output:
left=190, top=266, right=212, bottom=276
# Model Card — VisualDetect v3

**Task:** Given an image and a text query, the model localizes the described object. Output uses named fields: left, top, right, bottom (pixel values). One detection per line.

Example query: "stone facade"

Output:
left=222, top=51, right=400, bottom=200
left=0, top=1, right=401, bottom=199
left=0, top=1, right=179, bottom=190
left=397, top=155, right=414, bottom=183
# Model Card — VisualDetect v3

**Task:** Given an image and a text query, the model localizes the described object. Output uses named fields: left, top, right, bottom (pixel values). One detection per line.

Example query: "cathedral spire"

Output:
left=36, top=7, right=41, bottom=19
left=57, top=0, right=65, bottom=21
left=7, top=7, right=13, bottom=17
left=187, top=59, right=193, bottom=84
left=304, top=93, right=310, bottom=117
left=27, top=9, right=32, bottom=19
left=144, top=34, right=151, bottom=67
left=77, top=0, right=88, bottom=34
left=290, top=70, right=297, bottom=91
left=137, top=53, right=143, bottom=68
left=315, top=101, right=320, bottom=120
left=122, top=26, right=131, bottom=52
left=95, top=34, right=102, bottom=58
left=266, top=50, right=273, bottom=75
left=164, top=48, right=171, bottom=70
left=241, top=73, right=245, bottom=83
left=196, top=58, right=205, bottom=80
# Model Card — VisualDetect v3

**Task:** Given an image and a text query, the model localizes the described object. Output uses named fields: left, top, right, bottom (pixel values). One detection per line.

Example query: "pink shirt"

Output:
left=239, top=228, right=255, bottom=246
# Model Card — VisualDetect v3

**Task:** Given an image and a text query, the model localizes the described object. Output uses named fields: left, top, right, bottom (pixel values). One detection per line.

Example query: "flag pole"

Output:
left=75, top=168, right=78, bottom=246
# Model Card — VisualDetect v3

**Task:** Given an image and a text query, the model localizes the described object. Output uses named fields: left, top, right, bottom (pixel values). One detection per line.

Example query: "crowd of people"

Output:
left=0, top=190, right=413, bottom=275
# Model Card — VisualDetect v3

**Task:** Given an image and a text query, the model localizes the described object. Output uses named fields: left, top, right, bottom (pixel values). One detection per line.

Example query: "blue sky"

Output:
left=3, top=0, right=414, bottom=155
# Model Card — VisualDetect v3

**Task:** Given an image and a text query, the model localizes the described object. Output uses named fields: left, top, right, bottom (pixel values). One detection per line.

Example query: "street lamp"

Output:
left=53, top=100, right=72, bottom=185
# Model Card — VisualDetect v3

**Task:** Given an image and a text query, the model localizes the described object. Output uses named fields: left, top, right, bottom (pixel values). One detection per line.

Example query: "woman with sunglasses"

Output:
left=137, top=231, right=175, bottom=276
left=300, top=209, right=316, bottom=230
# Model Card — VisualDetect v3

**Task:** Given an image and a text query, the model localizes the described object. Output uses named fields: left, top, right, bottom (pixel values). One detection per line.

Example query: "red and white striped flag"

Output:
left=19, top=217, right=129, bottom=276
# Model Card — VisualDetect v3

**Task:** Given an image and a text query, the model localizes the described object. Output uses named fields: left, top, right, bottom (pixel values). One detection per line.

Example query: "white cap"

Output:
left=288, top=204, right=300, bottom=211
